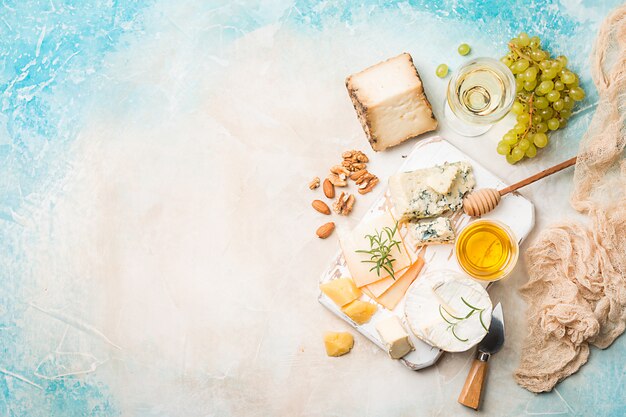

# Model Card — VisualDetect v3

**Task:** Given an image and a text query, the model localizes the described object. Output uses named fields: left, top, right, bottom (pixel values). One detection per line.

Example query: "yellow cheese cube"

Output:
left=324, top=332, right=354, bottom=357
left=320, top=278, right=362, bottom=307
left=341, top=300, right=378, bottom=325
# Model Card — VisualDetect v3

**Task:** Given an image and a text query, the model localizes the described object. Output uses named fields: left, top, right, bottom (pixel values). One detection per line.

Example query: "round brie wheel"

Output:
left=404, top=269, right=492, bottom=352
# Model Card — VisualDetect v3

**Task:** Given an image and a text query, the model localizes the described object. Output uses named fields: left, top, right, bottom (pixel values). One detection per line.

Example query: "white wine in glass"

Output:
left=444, top=57, right=516, bottom=136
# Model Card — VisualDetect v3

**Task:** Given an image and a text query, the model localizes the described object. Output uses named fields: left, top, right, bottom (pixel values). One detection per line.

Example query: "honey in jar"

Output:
left=455, top=219, right=519, bottom=281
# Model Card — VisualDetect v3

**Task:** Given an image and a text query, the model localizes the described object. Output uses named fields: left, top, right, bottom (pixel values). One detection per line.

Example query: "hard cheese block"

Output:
left=345, top=53, right=437, bottom=152
left=324, top=332, right=354, bottom=357
left=320, top=278, right=362, bottom=307
left=375, top=315, right=414, bottom=359
left=341, top=300, right=378, bottom=325
left=404, top=270, right=492, bottom=352
left=389, top=161, right=475, bottom=222
left=339, top=211, right=412, bottom=288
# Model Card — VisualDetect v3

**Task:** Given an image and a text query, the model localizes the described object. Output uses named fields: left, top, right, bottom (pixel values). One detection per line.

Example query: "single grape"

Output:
left=559, top=109, right=572, bottom=119
left=556, top=55, right=568, bottom=67
left=497, top=141, right=511, bottom=155
left=518, top=138, right=531, bottom=151
left=530, top=50, right=546, bottom=61
left=524, top=79, right=537, bottom=91
left=546, top=90, right=560, bottom=102
left=537, top=80, right=554, bottom=94
left=534, top=96, right=549, bottom=109
left=511, top=146, right=525, bottom=161
left=554, top=80, right=565, bottom=91
left=551, top=61, right=563, bottom=72
left=524, top=67, right=538, bottom=81
left=539, top=60, right=551, bottom=71
left=509, top=37, right=521, bottom=47
left=529, top=36, right=541, bottom=49
left=563, top=96, right=574, bottom=109
left=436, top=64, right=449, bottom=78
left=458, top=43, right=471, bottom=56
left=514, top=123, right=527, bottom=134
left=511, top=101, right=525, bottom=115
left=561, top=71, right=576, bottom=84
left=506, top=153, right=518, bottom=164
left=558, top=118, right=567, bottom=128
left=518, top=32, right=530, bottom=47
left=515, top=77, right=524, bottom=92
left=553, top=99, right=564, bottom=111
left=525, top=143, right=538, bottom=158
left=512, top=59, right=530, bottom=73
left=517, top=113, right=530, bottom=124
left=532, top=114, right=542, bottom=125
left=569, top=87, right=586, bottom=101
left=535, top=122, right=548, bottom=133
left=503, top=132, right=518, bottom=145
left=501, top=56, right=514, bottom=67
left=547, top=118, right=560, bottom=130
left=539, top=107, right=554, bottom=120
left=533, top=132, right=549, bottom=148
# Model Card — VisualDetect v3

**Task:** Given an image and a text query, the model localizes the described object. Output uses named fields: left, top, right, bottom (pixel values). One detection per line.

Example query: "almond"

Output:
left=323, top=178, right=335, bottom=198
left=312, top=200, right=331, bottom=215
left=316, top=222, right=335, bottom=239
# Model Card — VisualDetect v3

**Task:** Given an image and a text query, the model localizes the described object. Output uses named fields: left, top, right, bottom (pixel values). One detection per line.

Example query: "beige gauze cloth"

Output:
left=515, top=5, right=626, bottom=393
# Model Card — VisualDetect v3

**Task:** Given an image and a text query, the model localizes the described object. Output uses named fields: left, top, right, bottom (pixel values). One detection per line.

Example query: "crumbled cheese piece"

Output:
left=409, top=217, right=455, bottom=246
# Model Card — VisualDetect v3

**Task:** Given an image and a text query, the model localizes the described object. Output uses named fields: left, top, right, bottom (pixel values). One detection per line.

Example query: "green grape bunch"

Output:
left=497, top=32, right=585, bottom=164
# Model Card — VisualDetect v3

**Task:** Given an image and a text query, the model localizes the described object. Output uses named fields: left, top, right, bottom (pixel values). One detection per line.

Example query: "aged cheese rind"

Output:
left=389, top=161, right=476, bottom=222
left=375, top=315, right=414, bottom=359
left=346, top=53, right=437, bottom=152
left=404, top=271, right=492, bottom=352
left=409, top=217, right=455, bottom=246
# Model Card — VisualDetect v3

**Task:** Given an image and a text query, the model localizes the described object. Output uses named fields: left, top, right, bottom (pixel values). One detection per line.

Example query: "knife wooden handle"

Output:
left=458, top=358, right=488, bottom=410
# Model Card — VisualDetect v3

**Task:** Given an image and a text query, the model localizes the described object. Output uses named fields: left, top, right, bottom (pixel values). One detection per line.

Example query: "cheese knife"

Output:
left=458, top=303, right=505, bottom=410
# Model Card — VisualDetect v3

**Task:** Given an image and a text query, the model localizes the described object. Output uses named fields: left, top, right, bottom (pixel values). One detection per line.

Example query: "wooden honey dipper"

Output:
left=463, top=156, right=577, bottom=217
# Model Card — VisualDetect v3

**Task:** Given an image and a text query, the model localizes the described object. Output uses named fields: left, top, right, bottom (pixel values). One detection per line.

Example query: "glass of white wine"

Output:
left=444, top=57, right=516, bottom=136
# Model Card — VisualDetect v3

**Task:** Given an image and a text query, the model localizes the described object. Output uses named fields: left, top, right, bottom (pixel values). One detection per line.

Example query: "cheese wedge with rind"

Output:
left=320, top=278, right=362, bottom=307
left=404, top=270, right=492, bottom=352
left=341, top=300, right=378, bottom=325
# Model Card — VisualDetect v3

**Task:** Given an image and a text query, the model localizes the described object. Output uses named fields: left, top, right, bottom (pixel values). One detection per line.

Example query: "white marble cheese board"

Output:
left=318, top=136, right=534, bottom=370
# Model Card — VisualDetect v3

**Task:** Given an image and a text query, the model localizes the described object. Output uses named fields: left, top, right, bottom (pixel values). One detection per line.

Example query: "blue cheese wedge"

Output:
left=389, top=161, right=476, bottom=222
left=409, top=217, right=455, bottom=246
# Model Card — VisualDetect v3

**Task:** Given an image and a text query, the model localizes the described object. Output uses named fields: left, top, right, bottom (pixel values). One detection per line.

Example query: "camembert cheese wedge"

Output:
left=404, top=270, right=492, bottom=352
left=346, top=53, right=437, bottom=152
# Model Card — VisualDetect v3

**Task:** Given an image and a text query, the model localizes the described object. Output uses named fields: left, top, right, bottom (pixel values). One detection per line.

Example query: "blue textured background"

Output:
left=0, top=1, right=623, bottom=416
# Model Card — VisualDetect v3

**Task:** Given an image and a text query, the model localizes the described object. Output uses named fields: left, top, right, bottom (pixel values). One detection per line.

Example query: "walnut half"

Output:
left=333, top=192, right=355, bottom=215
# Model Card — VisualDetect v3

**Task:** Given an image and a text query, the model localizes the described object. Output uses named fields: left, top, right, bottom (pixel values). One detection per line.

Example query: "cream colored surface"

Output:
left=26, top=7, right=605, bottom=417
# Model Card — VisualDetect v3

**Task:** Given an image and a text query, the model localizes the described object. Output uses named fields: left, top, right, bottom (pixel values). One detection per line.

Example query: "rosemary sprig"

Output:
left=439, top=297, right=489, bottom=342
left=355, top=221, right=402, bottom=280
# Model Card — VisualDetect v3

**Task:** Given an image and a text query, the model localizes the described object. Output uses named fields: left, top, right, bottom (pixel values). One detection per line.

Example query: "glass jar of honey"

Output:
left=455, top=219, right=519, bottom=282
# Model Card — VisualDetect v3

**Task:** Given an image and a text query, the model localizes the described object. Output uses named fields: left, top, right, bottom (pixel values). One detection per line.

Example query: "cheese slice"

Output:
left=389, top=161, right=476, bottom=222
left=365, top=265, right=410, bottom=298
left=404, top=270, right=492, bottom=352
left=339, top=212, right=412, bottom=288
left=345, top=53, right=437, bottom=152
left=375, top=315, right=414, bottom=359
left=375, top=257, right=425, bottom=310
